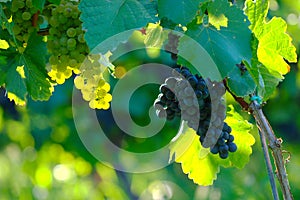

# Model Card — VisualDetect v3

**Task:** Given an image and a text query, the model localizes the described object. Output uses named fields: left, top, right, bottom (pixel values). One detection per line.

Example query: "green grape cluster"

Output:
left=44, top=0, right=89, bottom=84
left=74, top=54, right=112, bottom=110
left=8, top=0, right=43, bottom=50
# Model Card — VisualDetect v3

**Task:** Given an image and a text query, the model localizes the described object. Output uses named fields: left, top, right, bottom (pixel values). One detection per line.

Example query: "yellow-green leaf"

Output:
left=245, top=0, right=297, bottom=78
left=256, top=17, right=297, bottom=76
left=169, top=105, right=254, bottom=185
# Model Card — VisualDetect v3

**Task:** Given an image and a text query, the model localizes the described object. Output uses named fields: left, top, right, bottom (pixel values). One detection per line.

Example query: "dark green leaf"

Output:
left=0, top=32, right=52, bottom=104
left=79, top=0, right=158, bottom=52
left=227, top=63, right=256, bottom=97
left=32, top=0, right=46, bottom=10
left=180, top=0, right=252, bottom=81
left=22, top=32, right=52, bottom=101
left=3, top=54, right=27, bottom=101
left=158, top=0, right=203, bottom=26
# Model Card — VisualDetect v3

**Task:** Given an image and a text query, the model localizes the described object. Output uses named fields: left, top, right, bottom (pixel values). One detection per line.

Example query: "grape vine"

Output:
left=0, top=0, right=298, bottom=199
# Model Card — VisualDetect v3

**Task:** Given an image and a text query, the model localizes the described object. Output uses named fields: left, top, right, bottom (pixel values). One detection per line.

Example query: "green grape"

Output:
left=49, top=27, right=58, bottom=35
left=28, top=26, right=35, bottom=33
left=59, top=35, right=68, bottom=46
left=76, top=43, right=87, bottom=53
left=60, top=47, right=69, bottom=55
left=38, top=16, right=44, bottom=24
left=14, top=15, right=23, bottom=24
left=60, top=55, right=69, bottom=64
left=76, top=54, right=86, bottom=63
left=18, top=46, right=25, bottom=53
left=22, top=11, right=31, bottom=20
left=69, top=59, right=78, bottom=67
left=49, top=16, right=59, bottom=27
left=56, top=5, right=64, bottom=13
left=16, top=35, right=23, bottom=41
left=63, top=7, right=72, bottom=17
left=77, top=34, right=85, bottom=43
left=23, top=33, right=30, bottom=42
left=51, top=40, right=60, bottom=48
left=72, top=11, right=79, bottom=19
left=17, top=1, right=25, bottom=9
left=89, top=54, right=101, bottom=61
left=49, top=56, right=58, bottom=65
left=23, top=20, right=32, bottom=27
left=67, top=28, right=76, bottom=37
left=29, top=7, right=38, bottom=14
left=58, top=15, right=67, bottom=24
left=26, top=0, right=33, bottom=8
left=67, top=38, right=76, bottom=48
left=70, top=51, right=80, bottom=59
left=66, top=2, right=74, bottom=8
left=11, top=2, right=19, bottom=12
left=12, top=25, right=21, bottom=35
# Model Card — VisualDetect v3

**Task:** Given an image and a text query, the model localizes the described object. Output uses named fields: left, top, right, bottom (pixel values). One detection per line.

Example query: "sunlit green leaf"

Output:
left=244, top=0, right=297, bottom=100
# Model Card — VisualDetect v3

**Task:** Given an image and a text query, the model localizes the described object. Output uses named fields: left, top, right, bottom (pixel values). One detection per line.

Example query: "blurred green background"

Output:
left=1, top=0, right=300, bottom=199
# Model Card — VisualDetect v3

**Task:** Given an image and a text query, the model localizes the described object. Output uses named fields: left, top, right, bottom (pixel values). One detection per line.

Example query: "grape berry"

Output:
left=154, top=66, right=237, bottom=159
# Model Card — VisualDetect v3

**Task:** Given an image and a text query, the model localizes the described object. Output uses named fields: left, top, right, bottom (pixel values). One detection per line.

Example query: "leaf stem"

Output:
left=250, top=100, right=293, bottom=200
left=258, top=129, right=280, bottom=200
left=223, top=79, right=250, bottom=111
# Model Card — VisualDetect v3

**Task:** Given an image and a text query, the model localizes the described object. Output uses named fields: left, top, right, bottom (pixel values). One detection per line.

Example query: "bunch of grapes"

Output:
left=154, top=66, right=237, bottom=159
left=164, top=32, right=180, bottom=60
left=44, top=0, right=89, bottom=84
left=74, top=54, right=112, bottom=110
left=7, top=0, right=43, bottom=51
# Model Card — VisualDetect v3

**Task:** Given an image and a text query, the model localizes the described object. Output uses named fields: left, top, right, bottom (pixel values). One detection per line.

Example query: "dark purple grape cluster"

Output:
left=154, top=66, right=237, bottom=159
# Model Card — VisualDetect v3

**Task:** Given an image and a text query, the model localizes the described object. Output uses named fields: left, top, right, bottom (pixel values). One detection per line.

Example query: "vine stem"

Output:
left=250, top=100, right=293, bottom=200
left=258, top=129, right=280, bottom=200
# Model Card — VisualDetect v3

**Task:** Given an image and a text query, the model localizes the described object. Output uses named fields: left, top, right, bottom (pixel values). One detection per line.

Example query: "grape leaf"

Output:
left=244, top=0, right=297, bottom=100
left=246, top=37, right=281, bottom=101
left=224, top=105, right=255, bottom=168
left=22, top=33, right=53, bottom=100
left=144, top=23, right=169, bottom=48
left=179, top=0, right=252, bottom=82
left=0, top=4, right=13, bottom=35
left=177, top=35, right=222, bottom=81
left=79, top=0, right=158, bottom=52
left=256, top=17, right=297, bottom=76
left=169, top=105, right=254, bottom=185
left=244, top=0, right=268, bottom=36
left=227, top=63, right=256, bottom=97
left=32, top=0, right=46, bottom=10
left=0, top=32, right=52, bottom=104
left=0, top=53, right=27, bottom=102
left=158, top=0, right=203, bottom=26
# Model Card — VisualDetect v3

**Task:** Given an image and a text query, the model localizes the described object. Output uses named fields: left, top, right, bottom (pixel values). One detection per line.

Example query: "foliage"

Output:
left=0, top=0, right=299, bottom=199
left=169, top=105, right=254, bottom=185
